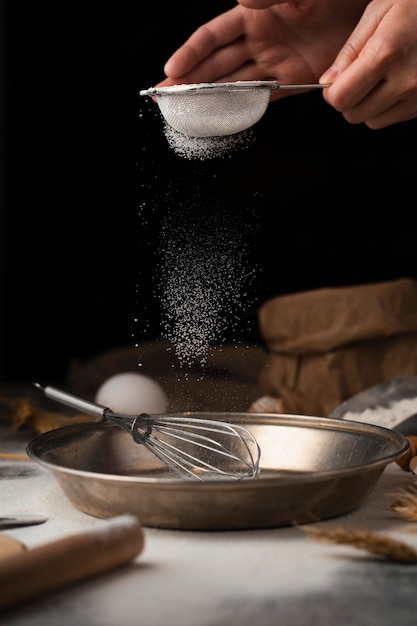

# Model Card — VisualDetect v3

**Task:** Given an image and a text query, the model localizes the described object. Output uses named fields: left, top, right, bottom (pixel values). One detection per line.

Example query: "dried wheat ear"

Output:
left=303, top=525, right=417, bottom=564
left=391, top=484, right=417, bottom=522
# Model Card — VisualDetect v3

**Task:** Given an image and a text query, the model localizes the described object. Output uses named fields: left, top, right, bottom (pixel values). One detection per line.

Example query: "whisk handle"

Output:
left=33, top=383, right=107, bottom=419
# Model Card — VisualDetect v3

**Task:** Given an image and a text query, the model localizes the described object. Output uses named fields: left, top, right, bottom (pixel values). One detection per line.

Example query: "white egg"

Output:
left=95, top=372, right=168, bottom=415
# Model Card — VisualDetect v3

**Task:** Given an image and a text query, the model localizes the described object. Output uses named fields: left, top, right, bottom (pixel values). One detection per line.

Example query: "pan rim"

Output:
left=26, top=412, right=409, bottom=488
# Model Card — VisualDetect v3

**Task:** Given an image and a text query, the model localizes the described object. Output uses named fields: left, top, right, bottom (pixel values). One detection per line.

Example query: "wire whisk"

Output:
left=33, top=383, right=260, bottom=482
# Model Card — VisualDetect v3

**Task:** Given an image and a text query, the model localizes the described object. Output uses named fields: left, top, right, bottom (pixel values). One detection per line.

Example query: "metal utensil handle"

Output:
left=278, top=83, right=330, bottom=89
left=0, top=514, right=48, bottom=528
left=33, top=383, right=107, bottom=419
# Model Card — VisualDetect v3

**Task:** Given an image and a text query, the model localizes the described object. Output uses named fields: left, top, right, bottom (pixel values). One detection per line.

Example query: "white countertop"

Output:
left=2, top=419, right=417, bottom=626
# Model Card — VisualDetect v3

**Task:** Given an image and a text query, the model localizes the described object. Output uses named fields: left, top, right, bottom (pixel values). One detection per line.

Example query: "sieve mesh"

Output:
left=156, top=87, right=271, bottom=137
left=140, top=81, right=279, bottom=138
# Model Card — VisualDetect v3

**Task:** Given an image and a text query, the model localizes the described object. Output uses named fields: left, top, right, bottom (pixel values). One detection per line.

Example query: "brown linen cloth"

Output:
left=257, top=277, right=417, bottom=416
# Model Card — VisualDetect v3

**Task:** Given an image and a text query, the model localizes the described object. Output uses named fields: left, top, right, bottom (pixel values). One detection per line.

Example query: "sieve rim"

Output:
left=139, top=80, right=279, bottom=97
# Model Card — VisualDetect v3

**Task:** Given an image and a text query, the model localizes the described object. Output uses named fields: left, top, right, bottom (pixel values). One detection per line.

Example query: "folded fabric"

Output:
left=257, top=278, right=417, bottom=416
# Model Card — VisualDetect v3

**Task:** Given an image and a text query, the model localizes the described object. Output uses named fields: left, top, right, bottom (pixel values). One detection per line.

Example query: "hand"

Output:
left=157, top=0, right=367, bottom=102
left=320, top=0, right=417, bottom=129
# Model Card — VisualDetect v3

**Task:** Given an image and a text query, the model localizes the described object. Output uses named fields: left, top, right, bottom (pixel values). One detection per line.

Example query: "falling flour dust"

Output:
left=157, top=118, right=258, bottom=367
left=156, top=193, right=258, bottom=372
left=163, top=122, right=254, bottom=160
left=135, top=101, right=260, bottom=378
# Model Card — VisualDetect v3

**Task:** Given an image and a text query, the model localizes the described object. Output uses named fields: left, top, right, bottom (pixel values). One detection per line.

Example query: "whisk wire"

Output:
left=33, top=384, right=261, bottom=482
left=131, top=415, right=260, bottom=481
left=133, top=433, right=210, bottom=481
left=135, top=431, right=236, bottom=481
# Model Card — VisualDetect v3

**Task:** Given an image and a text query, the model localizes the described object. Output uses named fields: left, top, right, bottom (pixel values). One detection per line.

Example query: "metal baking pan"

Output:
left=26, top=413, right=409, bottom=531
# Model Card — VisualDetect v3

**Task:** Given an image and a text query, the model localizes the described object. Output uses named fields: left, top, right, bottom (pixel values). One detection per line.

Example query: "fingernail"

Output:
left=320, top=66, right=339, bottom=84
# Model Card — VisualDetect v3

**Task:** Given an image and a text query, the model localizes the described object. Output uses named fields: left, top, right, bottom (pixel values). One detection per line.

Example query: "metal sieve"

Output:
left=139, top=81, right=328, bottom=138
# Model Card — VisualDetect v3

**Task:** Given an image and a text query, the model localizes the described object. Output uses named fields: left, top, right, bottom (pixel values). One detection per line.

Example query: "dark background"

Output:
left=2, top=1, right=417, bottom=384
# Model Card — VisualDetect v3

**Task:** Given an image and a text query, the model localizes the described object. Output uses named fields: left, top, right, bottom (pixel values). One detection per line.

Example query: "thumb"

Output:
left=319, top=18, right=376, bottom=84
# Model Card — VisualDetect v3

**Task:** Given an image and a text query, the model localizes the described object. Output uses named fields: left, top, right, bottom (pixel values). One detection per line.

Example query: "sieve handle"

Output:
left=277, top=83, right=330, bottom=89
left=33, top=382, right=108, bottom=418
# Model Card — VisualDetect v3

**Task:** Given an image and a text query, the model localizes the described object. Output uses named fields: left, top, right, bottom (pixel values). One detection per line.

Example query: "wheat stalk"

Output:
left=391, top=484, right=417, bottom=522
left=304, top=525, right=417, bottom=563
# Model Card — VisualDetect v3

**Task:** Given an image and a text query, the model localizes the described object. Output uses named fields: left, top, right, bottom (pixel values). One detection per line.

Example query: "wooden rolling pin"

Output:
left=0, top=534, right=26, bottom=559
left=0, top=515, right=144, bottom=610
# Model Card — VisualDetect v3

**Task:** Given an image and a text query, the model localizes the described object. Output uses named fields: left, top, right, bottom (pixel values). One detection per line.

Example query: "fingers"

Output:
left=165, top=40, right=254, bottom=86
left=163, top=6, right=246, bottom=78
left=323, top=59, right=417, bottom=130
left=238, top=0, right=287, bottom=6
left=364, top=97, right=417, bottom=129
left=320, top=0, right=417, bottom=128
left=339, top=84, right=417, bottom=129
left=321, top=50, right=382, bottom=115
left=319, top=5, right=385, bottom=107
